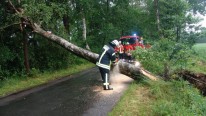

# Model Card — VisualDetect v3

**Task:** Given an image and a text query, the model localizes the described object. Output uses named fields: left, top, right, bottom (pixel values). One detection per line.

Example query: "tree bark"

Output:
left=63, top=15, right=70, bottom=35
left=176, top=26, right=180, bottom=42
left=33, top=23, right=98, bottom=64
left=32, top=23, right=158, bottom=81
left=154, top=0, right=161, bottom=38
left=23, top=29, right=30, bottom=74
left=82, top=14, right=90, bottom=50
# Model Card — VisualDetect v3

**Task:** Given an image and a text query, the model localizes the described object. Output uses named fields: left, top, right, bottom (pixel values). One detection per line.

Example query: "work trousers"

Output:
left=119, top=53, right=124, bottom=59
left=98, top=67, right=110, bottom=85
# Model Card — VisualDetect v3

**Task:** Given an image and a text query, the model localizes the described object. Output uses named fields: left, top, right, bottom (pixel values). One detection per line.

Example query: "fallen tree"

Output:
left=32, top=23, right=158, bottom=81
left=5, top=0, right=159, bottom=81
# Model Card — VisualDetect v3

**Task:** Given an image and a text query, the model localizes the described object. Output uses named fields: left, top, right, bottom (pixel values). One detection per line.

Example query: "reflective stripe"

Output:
left=96, top=62, right=110, bottom=70
left=103, top=83, right=109, bottom=85
left=98, top=45, right=109, bottom=64
left=106, top=73, right=108, bottom=83
left=105, top=73, right=108, bottom=89
left=96, top=45, right=112, bottom=70
left=103, top=45, right=109, bottom=50
left=112, top=53, right=115, bottom=56
left=98, top=50, right=107, bottom=63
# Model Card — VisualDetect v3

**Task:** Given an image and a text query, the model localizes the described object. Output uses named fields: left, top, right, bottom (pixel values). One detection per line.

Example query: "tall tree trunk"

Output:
left=22, top=29, right=30, bottom=74
left=16, top=0, right=30, bottom=74
left=82, top=14, right=90, bottom=50
left=32, top=23, right=158, bottom=81
left=176, top=26, right=180, bottom=42
left=154, top=0, right=161, bottom=38
left=63, top=15, right=70, bottom=35
left=20, top=17, right=30, bottom=74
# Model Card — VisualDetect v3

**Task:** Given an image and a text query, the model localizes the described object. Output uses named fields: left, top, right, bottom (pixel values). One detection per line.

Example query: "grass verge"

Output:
left=0, top=63, right=95, bottom=97
left=109, top=80, right=153, bottom=116
left=109, top=79, right=206, bottom=115
left=110, top=43, right=206, bottom=115
left=187, top=43, right=206, bottom=74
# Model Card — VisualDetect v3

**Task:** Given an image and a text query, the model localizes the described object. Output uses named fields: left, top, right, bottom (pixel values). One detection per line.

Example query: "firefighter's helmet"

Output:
left=111, top=40, right=120, bottom=47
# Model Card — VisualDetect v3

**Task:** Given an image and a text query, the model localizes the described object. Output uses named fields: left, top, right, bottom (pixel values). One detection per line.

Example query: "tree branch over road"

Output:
left=32, top=23, right=158, bottom=81
left=5, top=0, right=159, bottom=81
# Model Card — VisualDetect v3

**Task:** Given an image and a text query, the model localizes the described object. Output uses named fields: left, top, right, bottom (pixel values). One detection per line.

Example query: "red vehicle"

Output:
left=115, top=35, right=151, bottom=62
left=119, top=35, right=144, bottom=50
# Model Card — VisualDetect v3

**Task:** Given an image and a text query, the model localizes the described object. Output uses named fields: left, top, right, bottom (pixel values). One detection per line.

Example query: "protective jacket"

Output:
left=118, top=44, right=124, bottom=54
left=96, top=44, right=116, bottom=70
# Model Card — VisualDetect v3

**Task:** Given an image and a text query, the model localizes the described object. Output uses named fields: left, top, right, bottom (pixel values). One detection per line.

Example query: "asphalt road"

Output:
left=0, top=66, right=133, bottom=116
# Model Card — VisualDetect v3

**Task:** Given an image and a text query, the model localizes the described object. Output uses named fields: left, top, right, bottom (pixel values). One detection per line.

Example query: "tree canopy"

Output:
left=0, top=0, right=205, bottom=79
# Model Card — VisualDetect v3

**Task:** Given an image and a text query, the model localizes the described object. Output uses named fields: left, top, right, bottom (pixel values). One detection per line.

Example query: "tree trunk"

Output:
left=63, top=15, right=70, bottom=35
left=118, top=61, right=158, bottom=80
left=154, top=0, right=161, bottom=38
left=176, top=26, right=180, bottom=42
left=32, top=23, right=158, bottom=81
left=23, top=30, right=30, bottom=74
left=82, top=14, right=90, bottom=50
left=33, top=23, right=98, bottom=64
left=21, top=17, right=30, bottom=74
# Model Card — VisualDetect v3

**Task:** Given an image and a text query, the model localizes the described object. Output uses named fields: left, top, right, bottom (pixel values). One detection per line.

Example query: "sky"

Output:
left=201, top=16, right=206, bottom=27
left=185, top=13, right=206, bottom=32
left=196, top=13, right=206, bottom=27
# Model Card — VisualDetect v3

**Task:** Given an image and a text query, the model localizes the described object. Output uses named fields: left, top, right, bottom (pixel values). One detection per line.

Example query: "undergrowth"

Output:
left=110, top=42, right=206, bottom=115
left=109, top=79, right=206, bottom=115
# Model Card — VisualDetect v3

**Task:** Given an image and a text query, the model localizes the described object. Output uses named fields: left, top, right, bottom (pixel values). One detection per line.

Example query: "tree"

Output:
left=32, top=23, right=158, bottom=80
left=1, top=0, right=206, bottom=80
left=187, top=0, right=206, bottom=15
left=0, top=0, right=76, bottom=76
left=2, top=0, right=157, bottom=80
left=0, top=0, right=32, bottom=74
left=71, top=0, right=91, bottom=50
left=154, top=0, right=161, bottom=37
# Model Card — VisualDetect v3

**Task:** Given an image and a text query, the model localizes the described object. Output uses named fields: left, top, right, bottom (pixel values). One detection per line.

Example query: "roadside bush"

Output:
left=28, top=68, right=41, bottom=77
left=133, top=39, right=192, bottom=78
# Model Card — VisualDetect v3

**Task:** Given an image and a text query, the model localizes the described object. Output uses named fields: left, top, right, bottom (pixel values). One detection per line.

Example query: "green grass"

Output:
left=109, top=79, right=206, bottom=115
left=109, top=43, right=206, bottom=115
left=109, top=80, right=153, bottom=116
left=186, top=43, right=206, bottom=74
left=193, top=43, right=206, bottom=59
left=0, top=63, right=95, bottom=97
left=193, top=43, right=206, bottom=51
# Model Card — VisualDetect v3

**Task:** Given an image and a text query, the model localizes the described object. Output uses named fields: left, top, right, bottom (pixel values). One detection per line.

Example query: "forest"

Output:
left=0, top=0, right=205, bottom=77
left=1, top=0, right=206, bottom=115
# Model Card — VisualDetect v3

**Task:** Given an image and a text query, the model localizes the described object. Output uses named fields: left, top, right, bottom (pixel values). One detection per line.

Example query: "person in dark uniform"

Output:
left=96, top=40, right=120, bottom=90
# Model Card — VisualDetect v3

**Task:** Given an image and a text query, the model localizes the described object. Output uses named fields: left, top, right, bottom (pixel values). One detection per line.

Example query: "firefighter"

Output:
left=96, top=40, right=120, bottom=90
left=139, top=36, right=145, bottom=48
left=124, top=42, right=133, bottom=62
left=115, top=41, right=124, bottom=59
left=118, top=41, right=124, bottom=59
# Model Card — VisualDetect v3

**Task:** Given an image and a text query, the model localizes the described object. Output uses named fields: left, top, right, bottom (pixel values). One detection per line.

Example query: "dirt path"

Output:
left=0, top=67, right=133, bottom=116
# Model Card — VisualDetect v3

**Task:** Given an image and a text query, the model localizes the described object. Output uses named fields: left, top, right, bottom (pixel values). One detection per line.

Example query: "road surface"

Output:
left=0, top=66, right=133, bottom=116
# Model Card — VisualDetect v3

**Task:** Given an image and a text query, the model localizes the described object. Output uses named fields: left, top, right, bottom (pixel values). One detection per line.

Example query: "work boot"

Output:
left=103, top=85, right=113, bottom=90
